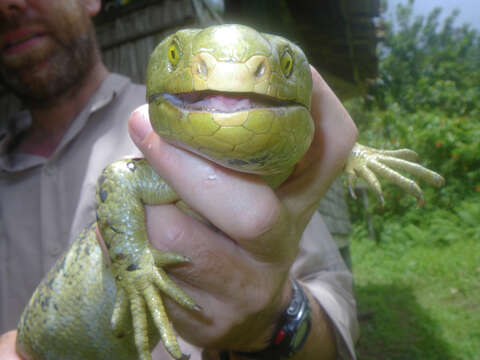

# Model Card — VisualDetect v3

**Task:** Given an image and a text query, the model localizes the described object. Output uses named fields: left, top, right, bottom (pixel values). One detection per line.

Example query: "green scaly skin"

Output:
left=16, top=24, right=444, bottom=360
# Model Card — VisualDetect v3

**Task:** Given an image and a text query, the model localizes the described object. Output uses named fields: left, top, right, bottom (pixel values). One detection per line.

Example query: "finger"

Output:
left=144, top=204, right=292, bottom=348
left=279, top=66, right=357, bottom=225
left=95, top=226, right=111, bottom=266
left=145, top=204, right=284, bottom=288
left=128, top=104, right=152, bottom=145
left=0, top=330, right=22, bottom=360
left=129, top=107, right=286, bottom=246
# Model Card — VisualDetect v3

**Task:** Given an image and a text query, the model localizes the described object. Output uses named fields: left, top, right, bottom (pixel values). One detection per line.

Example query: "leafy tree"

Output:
left=347, top=0, right=480, bottom=237
left=374, top=0, right=480, bottom=115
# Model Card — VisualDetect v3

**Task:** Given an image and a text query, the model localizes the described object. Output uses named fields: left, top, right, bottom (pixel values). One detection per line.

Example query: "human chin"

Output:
left=1, top=36, right=94, bottom=103
left=0, top=63, right=57, bottom=102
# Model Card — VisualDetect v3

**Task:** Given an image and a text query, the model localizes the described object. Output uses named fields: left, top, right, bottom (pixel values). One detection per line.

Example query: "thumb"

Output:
left=128, top=104, right=153, bottom=146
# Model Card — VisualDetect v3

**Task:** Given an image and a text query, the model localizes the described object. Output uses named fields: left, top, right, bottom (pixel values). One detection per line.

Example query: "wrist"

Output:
left=230, top=274, right=294, bottom=353
left=232, top=278, right=312, bottom=359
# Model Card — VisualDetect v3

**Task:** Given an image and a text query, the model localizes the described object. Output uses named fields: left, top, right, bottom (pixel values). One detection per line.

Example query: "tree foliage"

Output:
left=347, top=0, right=480, bottom=236
left=375, top=1, right=480, bottom=115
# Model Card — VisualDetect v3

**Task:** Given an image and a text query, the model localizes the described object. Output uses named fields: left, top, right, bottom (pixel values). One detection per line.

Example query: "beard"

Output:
left=0, top=8, right=99, bottom=107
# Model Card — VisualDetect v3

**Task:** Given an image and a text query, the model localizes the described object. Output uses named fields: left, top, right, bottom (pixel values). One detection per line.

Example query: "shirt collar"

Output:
left=0, top=73, right=132, bottom=173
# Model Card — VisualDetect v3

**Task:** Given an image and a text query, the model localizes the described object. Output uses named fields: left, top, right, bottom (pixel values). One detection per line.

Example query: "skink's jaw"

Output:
left=147, top=90, right=313, bottom=177
left=149, top=91, right=303, bottom=113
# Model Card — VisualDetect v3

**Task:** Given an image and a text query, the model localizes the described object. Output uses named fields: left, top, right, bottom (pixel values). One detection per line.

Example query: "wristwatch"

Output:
left=235, top=278, right=312, bottom=359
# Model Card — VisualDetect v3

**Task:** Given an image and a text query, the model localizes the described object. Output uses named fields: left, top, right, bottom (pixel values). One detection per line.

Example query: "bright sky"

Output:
left=385, top=0, right=480, bottom=30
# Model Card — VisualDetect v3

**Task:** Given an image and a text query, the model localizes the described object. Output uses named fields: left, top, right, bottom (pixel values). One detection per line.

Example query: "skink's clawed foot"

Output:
left=345, top=143, right=445, bottom=206
left=110, top=248, right=198, bottom=360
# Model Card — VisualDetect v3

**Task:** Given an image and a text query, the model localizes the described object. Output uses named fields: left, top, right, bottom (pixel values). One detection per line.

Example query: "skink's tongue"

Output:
left=192, top=94, right=252, bottom=112
left=163, top=92, right=291, bottom=113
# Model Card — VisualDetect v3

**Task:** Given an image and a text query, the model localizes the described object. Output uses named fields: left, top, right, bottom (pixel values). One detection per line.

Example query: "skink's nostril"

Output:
left=196, top=59, right=208, bottom=76
left=254, top=61, right=266, bottom=78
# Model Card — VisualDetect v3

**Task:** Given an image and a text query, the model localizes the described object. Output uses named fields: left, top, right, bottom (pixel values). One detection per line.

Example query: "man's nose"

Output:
left=0, top=0, right=27, bottom=18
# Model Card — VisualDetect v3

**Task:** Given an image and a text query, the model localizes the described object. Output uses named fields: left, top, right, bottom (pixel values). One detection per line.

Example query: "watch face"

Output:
left=293, top=319, right=309, bottom=349
left=290, top=309, right=312, bottom=353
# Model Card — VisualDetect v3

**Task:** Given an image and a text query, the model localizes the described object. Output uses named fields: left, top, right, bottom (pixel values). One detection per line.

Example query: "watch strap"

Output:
left=235, top=278, right=312, bottom=359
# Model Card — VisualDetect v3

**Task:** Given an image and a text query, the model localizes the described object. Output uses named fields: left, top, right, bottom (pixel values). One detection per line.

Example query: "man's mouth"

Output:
left=1, top=29, right=46, bottom=55
left=153, top=91, right=298, bottom=113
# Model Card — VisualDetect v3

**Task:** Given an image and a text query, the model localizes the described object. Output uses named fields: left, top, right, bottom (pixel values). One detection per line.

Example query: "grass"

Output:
left=351, top=221, right=480, bottom=360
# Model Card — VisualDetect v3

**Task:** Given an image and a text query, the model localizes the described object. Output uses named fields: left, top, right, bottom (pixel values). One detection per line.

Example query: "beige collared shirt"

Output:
left=0, top=74, right=358, bottom=359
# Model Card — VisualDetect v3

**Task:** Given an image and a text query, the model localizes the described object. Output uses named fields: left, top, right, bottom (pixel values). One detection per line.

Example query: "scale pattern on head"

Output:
left=146, top=24, right=314, bottom=179
left=147, top=24, right=311, bottom=107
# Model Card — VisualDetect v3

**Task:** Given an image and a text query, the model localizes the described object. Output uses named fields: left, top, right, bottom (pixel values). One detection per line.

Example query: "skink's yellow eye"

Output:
left=280, top=49, right=294, bottom=77
left=168, top=42, right=181, bottom=66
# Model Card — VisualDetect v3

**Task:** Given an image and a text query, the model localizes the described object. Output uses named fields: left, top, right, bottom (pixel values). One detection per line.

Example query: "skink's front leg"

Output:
left=345, top=143, right=445, bottom=206
left=96, top=158, right=199, bottom=360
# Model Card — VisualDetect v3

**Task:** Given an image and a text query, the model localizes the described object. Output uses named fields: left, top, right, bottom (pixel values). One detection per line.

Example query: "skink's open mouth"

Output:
left=150, top=91, right=301, bottom=113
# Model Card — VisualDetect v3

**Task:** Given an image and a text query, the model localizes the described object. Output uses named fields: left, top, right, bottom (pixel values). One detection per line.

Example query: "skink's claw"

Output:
left=345, top=143, right=444, bottom=206
left=111, top=248, right=198, bottom=360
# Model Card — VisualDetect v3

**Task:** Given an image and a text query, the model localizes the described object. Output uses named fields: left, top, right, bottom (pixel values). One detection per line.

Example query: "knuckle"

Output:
left=146, top=205, right=191, bottom=247
left=237, top=194, right=284, bottom=240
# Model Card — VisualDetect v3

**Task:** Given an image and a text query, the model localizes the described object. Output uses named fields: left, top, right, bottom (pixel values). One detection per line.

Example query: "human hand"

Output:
left=0, top=330, right=23, bottom=360
left=127, top=65, right=357, bottom=353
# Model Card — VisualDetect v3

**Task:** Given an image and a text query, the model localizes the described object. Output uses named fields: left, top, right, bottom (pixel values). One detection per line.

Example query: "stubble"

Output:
left=0, top=3, right=99, bottom=107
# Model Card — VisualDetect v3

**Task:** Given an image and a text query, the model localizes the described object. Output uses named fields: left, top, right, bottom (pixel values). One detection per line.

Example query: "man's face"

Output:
left=0, top=0, right=99, bottom=105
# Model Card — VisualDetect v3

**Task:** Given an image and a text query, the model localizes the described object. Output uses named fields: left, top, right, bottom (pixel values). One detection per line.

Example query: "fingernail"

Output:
left=130, top=104, right=152, bottom=144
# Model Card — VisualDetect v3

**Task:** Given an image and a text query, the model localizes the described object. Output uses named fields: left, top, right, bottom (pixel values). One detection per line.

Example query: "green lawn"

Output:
left=351, top=231, right=480, bottom=359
